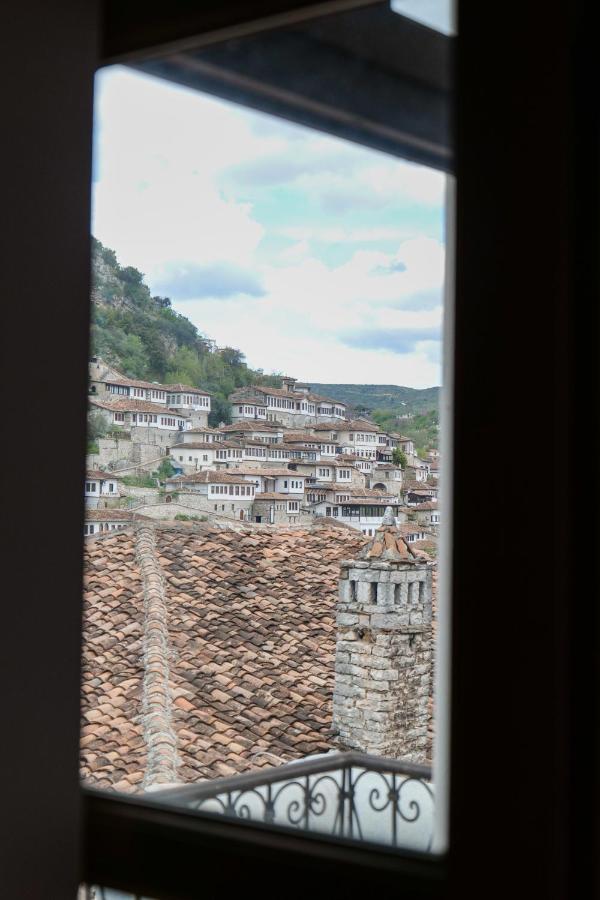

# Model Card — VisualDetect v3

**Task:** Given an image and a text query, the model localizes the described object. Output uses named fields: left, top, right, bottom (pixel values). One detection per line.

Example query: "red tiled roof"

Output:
left=166, top=471, right=249, bottom=485
left=86, top=469, right=120, bottom=480
left=81, top=522, right=367, bottom=790
left=90, top=398, right=189, bottom=417
left=163, top=383, right=211, bottom=395
left=218, top=422, right=280, bottom=432
left=85, top=509, right=136, bottom=521
left=254, top=493, right=302, bottom=501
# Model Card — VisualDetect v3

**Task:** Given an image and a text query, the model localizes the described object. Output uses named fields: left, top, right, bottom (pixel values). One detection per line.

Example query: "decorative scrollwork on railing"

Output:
left=178, top=753, right=434, bottom=851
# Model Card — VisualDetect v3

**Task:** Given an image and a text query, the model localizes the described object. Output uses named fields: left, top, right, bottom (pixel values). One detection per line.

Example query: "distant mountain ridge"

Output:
left=309, top=383, right=440, bottom=418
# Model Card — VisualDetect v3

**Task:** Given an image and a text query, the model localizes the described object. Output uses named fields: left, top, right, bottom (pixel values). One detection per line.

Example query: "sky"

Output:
left=92, top=66, right=447, bottom=387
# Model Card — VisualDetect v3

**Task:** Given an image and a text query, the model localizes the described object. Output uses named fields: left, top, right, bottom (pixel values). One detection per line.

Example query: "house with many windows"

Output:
left=88, top=358, right=211, bottom=426
left=90, top=397, right=190, bottom=437
left=165, top=471, right=256, bottom=521
left=229, top=377, right=346, bottom=428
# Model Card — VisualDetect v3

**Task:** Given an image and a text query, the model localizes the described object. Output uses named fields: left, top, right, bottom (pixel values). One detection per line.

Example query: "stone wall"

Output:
left=332, top=519, right=432, bottom=763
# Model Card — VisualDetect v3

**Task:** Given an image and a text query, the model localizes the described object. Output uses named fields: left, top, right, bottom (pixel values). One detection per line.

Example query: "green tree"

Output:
left=392, top=448, right=408, bottom=468
left=155, top=457, right=175, bottom=480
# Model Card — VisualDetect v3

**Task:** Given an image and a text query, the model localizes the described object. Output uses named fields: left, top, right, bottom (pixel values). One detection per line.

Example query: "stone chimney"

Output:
left=332, top=508, right=433, bottom=762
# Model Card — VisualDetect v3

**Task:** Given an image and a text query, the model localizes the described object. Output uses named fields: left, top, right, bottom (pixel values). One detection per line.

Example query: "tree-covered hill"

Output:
left=90, top=238, right=279, bottom=425
left=309, top=383, right=440, bottom=418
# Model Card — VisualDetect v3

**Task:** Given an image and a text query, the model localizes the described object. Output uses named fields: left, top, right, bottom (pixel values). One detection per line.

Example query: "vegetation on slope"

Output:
left=90, top=238, right=279, bottom=425
left=309, top=383, right=440, bottom=418
left=90, top=239, right=441, bottom=441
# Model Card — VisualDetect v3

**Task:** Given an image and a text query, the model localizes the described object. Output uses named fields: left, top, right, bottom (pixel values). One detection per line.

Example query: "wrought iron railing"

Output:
left=154, top=751, right=434, bottom=852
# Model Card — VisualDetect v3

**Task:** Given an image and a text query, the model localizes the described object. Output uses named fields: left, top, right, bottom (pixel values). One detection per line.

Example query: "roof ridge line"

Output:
left=135, top=523, right=179, bottom=789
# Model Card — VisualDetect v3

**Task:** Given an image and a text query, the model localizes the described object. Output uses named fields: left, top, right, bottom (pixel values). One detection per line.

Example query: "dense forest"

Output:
left=90, top=238, right=279, bottom=425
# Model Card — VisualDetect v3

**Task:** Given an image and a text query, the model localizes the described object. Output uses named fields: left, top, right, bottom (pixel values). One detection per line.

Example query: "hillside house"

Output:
left=83, top=508, right=136, bottom=536
left=164, top=383, right=211, bottom=427
left=167, top=442, right=219, bottom=472
left=289, top=458, right=366, bottom=489
left=90, top=398, right=190, bottom=435
left=370, top=462, right=403, bottom=493
left=181, top=427, right=223, bottom=444
left=251, top=493, right=308, bottom=524
left=414, top=501, right=440, bottom=531
left=84, top=470, right=121, bottom=508
left=311, top=492, right=405, bottom=536
left=229, top=378, right=346, bottom=428
left=336, top=419, right=382, bottom=460
left=165, top=471, right=256, bottom=521
left=217, top=422, right=284, bottom=443
left=225, top=467, right=305, bottom=496
left=405, top=483, right=439, bottom=506
left=405, top=460, right=431, bottom=482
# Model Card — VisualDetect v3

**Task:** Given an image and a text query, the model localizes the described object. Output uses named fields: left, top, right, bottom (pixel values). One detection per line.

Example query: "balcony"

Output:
left=152, top=751, right=434, bottom=853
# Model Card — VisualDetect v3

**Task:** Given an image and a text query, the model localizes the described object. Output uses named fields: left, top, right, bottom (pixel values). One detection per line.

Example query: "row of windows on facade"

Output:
left=211, top=501, right=299, bottom=512
left=112, top=412, right=183, bottom=427
left=84, top=522, right=126, bottom=535
left=318, top=468, right=351, bottom=478
left=108, top=384, right=209, bottom=406
left=85, top=482, right=115, bottom=492
left=216, top=448, right=290, bottom=459
left=208, top=484, right=256, bottom=496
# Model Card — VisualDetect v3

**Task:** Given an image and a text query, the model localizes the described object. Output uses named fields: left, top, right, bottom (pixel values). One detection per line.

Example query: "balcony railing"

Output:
left=154, top=751, right=434, bottom=852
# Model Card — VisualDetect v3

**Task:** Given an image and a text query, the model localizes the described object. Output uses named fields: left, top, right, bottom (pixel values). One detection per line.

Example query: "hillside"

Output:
left=309, top=383, right=440, bottom=418
left=90, top=239, right=441, bottom=440
left=90, top=238, right=279, bottom=425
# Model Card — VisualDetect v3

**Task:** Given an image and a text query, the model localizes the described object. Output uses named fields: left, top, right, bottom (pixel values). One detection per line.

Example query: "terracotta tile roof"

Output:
left=85, top=509, right=136, bottom=522
left=104, top=378, right=210, bottom=396
left=342, top=419, right=381, bottom=433
left=81, top=522, right=367, bottom=789
left=253, top=493, right=302, bottom=501
left=90, top=398, right=189, bottom=417
left=219, top=422, right=280, bottom=432
left=163, top=383, right=211, bottom=395
left=105, top=377, right=168, bottom=390
left=166, top=471, right=249, bottom=485
left=414, top=501, right=438, bottom=510
left=186, top=427, right=222, bottom=435
left=282, top=433, right=320, bottom=443
left=170, top=442, right=216, bottom=450
left=86, top=469, right=120, bottom=480
left=225, top=466, right=300, bottom=477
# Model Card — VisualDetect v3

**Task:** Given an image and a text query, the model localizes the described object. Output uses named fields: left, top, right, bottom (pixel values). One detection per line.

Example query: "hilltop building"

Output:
left=229, top=377, right=347, bottom=428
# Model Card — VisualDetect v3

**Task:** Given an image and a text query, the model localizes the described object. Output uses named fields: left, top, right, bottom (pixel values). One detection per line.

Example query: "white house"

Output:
left=84, top=470, right=121, bottom=508
left=310, top=493, right=405, bottom=536
left=181, top=427, right=223, bottom=444
left=336, top=420, right=381, bottom=460
left=217, top=423, right=284, bottom=443
left=229, top=378, right=346, bottom=428
left=167, top=442, right=219, bottom=471
left=84, top=508, right=135, bottom=536
left=165, top=471, right=256, bottom=521
left=90, top=398, right=190, bottom=433
left=164, top=383, right=211, bottom=426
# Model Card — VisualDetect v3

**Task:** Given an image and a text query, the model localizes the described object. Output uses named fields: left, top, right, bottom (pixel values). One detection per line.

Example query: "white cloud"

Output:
left=93, top=66, right=447, bottom=388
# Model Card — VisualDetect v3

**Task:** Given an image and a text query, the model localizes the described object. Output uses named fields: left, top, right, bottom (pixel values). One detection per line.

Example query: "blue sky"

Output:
left=92, top=66, right=447, bottom=386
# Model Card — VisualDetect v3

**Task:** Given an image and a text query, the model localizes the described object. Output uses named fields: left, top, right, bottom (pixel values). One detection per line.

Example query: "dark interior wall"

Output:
left=450, top=2, right=599, bottom=898
left=0, top=2, right=99, bottom=896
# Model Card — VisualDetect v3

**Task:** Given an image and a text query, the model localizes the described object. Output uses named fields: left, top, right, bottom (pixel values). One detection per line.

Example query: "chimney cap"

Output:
left=357, top=508, right=422, bottom=563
